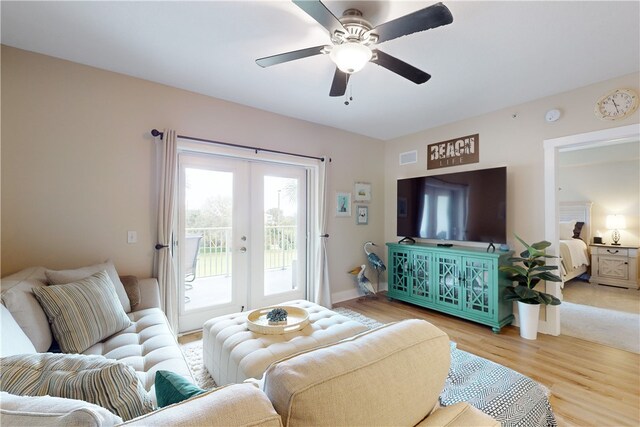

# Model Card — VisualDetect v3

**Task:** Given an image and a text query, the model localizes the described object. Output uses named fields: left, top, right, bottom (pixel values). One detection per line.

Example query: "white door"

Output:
left=249, top=162, right=307, bottom=308
left=178, top=153, right=307, bottom=332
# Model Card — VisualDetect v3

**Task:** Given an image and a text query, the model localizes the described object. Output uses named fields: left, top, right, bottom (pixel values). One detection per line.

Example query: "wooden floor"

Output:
left=334, top=295, right=640, bottom=427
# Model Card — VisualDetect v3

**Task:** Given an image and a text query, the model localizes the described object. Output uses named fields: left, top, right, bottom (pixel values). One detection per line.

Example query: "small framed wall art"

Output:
left=354, top=182, right=371, bottom=202
left=336, top=192, right=351, bottom=217
left=356, top=205, right=368, bottom=225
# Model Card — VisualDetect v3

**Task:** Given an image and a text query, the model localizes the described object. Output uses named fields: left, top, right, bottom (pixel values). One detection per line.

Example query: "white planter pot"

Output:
left=517, top=301, right=541, bottom=340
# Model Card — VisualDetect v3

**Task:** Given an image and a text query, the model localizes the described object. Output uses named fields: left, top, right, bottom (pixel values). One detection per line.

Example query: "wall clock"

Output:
left=594, top=88, right=639, bottom=121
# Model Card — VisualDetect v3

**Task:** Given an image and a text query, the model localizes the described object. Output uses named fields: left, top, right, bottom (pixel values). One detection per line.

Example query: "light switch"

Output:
left=127, top=231, right=137, bottom=244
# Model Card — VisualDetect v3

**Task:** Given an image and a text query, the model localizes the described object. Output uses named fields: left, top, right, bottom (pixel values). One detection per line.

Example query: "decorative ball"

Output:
left=267, top=308, right=288, bottom=324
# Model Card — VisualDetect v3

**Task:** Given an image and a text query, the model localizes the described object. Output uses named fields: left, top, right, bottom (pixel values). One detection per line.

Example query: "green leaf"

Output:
left=531, top=240, right=552, bottom=250
left=515, top=234, right=542, bottom=257
left=534, top=272, right=563, bottom=282
left=514, top=285, right=538, bottom=300
left=531, top=265, right=558, bottom=272
left=538, top=292, right=562, bottom=305
left=499, top=265, right=528, bottom=276
left=512, top=276, right=528, bottom=285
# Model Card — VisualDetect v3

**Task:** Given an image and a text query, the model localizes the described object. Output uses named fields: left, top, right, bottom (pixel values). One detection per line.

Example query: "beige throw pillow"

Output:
left=0, top=391, right=124, bottom=426
left=33, top=270, right=131, bottom=354
left=0, top=267, right=54, bottom=352
left=45, top=260, right=131, bottom=312
left=0, top=354, right=153, bottom=421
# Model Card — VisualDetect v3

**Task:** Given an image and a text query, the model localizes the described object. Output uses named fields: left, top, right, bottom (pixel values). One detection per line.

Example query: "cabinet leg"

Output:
left=491, top=327, right=501, bottom=334
left=387, top=296, right=394, bottom=302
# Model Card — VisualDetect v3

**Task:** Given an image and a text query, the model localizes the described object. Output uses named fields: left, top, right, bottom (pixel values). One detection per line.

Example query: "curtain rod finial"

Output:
left=151, top=129, right=163, bottom=138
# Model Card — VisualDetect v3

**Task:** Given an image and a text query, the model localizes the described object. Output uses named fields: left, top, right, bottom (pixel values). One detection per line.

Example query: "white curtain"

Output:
left=155, top=129, right=179, bottom=333
left=314, top=158, right=332, bottom=308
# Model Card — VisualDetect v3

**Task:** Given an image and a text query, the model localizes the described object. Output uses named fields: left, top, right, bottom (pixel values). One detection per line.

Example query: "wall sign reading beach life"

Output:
left=427, top=134, right=479, bottom=169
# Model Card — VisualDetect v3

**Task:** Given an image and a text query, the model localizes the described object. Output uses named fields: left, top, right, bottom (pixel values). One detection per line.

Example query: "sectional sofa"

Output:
left=1, top=264, right=498, bottom=426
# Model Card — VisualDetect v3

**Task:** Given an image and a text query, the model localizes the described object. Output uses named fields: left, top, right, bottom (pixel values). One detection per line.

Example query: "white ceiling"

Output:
left=2, top=1, right=639, bottom=140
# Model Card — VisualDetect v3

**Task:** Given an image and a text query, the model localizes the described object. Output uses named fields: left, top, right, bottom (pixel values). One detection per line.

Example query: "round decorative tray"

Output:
left=247, top=306, right=310, bottom=335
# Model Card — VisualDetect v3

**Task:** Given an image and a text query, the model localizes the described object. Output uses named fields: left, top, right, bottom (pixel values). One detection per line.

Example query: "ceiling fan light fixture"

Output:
left=329, top=42, right=372, bottom=74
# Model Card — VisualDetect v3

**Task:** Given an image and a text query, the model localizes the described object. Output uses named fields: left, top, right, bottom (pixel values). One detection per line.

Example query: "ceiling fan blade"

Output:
left=370, top=49, right=431, bottom=84
left=370, top=2, right=453, bottom=44
left=256, top=45, right=328, bottom=68
left=292, top=0, right=346, bottom=36
left=329, top=68, right=350, bottom=97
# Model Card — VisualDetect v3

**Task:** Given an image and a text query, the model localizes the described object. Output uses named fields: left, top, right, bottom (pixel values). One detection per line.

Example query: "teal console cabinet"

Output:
left=386, top=243, right=514, bottom=333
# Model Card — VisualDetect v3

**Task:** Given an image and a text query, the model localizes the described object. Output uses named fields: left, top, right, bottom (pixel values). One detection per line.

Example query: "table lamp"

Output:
left=605, top=214, right=626, bottom=246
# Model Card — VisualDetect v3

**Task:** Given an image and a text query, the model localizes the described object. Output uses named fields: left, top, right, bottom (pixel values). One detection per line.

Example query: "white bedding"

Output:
left=560, top=238, right=589, bottom=271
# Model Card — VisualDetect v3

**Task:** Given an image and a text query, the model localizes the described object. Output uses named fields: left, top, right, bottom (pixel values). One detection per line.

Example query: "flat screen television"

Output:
left=397, top=166, right=507, bottom=244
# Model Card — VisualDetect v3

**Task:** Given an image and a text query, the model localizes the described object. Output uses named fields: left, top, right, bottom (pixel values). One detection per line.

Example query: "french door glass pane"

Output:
left=263, top=175, right=298, bottom=295
left=184, top=168, right=233, bottom=311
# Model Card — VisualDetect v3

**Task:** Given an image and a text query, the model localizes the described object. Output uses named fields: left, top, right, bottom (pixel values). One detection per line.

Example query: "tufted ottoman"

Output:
left=203, top=300, right=369, bottom=385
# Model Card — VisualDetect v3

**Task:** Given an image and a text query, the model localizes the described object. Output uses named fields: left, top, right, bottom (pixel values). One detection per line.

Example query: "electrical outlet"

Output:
left=127, top=231, right=137, bottom=244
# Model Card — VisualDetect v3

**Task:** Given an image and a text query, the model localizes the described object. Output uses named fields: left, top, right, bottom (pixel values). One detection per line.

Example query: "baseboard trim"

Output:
left=332, top=282, right=388, bottom=304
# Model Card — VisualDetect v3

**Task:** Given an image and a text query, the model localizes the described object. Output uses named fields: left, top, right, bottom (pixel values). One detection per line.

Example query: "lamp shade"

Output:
left=606, top=214, right=626, bottom=230
left=329, top=42, right=372, bottom=74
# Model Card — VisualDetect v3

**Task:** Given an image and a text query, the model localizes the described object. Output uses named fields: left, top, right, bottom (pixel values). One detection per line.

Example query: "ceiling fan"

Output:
left=256, top=1, right=453, bottom=97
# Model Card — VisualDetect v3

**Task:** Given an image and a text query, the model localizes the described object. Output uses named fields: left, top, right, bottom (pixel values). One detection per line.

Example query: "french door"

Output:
left=177, top=153, right=307, bottom=333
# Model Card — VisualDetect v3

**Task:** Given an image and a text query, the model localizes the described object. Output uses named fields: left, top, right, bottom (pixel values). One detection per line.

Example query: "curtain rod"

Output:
left=150, top=129, right=329, bottom=162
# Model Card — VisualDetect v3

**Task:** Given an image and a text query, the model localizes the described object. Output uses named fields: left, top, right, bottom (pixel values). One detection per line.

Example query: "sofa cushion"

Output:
left=0, top=391, right=124, bottom=426
left=121, top=383, right=283, bottom=427
left=82, top=307, right=194, bottom=404
left=33, top=270, right=132, bottom=354
left=263, top=319, right=450, bottom=427
left=45, top=260, right=131, bottom=313
left=1, top=304, right=36, bottom=357
left=155, top=370, right=206, bottom=408
left=120, top=275, right=141, bottom=311
left=0, top=353, right=153, bottom=421
left=0, top=267, right=53, bottom=352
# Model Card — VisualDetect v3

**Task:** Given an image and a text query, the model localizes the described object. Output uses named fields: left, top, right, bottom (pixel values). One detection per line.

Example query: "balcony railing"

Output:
left=186, top=226, right=297, bottom=278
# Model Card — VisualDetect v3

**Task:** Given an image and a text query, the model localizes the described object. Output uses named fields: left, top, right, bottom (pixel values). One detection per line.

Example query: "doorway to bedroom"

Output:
left=177, top=153, right=308, bottom=333
left=554, top=135, right=639, bottom=353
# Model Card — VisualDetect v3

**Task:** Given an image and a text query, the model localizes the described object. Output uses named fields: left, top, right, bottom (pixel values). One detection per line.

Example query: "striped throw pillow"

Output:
left=33, top=270, right=131, bottom=354
left=0, top=353, right=153, bottom=421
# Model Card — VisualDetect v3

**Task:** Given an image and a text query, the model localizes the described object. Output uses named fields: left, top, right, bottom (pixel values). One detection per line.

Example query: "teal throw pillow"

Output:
left=155, top=370, right=206, bottom=407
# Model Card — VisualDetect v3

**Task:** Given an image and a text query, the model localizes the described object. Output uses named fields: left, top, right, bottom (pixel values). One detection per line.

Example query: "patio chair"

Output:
left=184, top=235, right=203, bottom=303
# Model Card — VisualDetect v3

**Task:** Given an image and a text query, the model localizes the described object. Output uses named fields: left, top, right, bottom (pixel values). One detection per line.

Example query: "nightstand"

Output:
left=589, top=244, right=639, bottom=289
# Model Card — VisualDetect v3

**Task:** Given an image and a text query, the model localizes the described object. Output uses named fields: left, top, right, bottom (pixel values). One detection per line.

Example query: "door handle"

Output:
left=240, top=247, right=247, bottom=253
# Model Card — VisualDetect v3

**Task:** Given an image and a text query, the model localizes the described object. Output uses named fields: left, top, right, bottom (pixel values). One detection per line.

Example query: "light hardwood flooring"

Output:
left=334, top=295, right=640, bottom=427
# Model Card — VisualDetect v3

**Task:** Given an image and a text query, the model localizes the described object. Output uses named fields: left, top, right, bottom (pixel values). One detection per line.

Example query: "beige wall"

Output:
left=559, top=142, right=640, bottom=247
left=1, top=46, right=386, bottom=303
left=384, top=72, right=640, bottom=249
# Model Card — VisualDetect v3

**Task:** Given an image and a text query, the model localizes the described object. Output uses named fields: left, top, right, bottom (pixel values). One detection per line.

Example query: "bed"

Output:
left=558, top=202, right=592, bottom=283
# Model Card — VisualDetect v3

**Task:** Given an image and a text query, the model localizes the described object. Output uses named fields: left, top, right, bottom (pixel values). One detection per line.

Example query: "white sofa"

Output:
left=1, top=266, right=499, bottom=426
left=0, top=266, right=193, bottom=402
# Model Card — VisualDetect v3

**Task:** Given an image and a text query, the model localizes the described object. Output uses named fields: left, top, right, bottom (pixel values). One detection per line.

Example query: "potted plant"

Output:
left=500, top=235, right=562, bottom=340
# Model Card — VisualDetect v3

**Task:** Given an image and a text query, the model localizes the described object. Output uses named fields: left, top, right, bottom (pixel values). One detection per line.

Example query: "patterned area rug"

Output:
left=180, top=308, right=556, bottom=427
left=443, top=342, right=556, bottom=427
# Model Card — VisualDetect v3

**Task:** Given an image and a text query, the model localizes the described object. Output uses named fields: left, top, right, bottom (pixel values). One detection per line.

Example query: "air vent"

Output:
left=399, top=150, right=418, bottom=165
